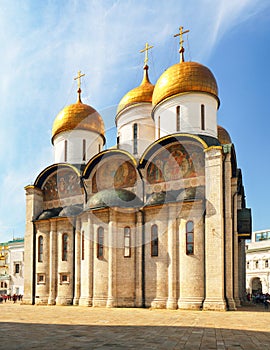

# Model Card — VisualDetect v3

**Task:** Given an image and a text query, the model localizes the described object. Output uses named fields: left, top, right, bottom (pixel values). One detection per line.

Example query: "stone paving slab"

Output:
left=0, top=303, right=269, bottom=349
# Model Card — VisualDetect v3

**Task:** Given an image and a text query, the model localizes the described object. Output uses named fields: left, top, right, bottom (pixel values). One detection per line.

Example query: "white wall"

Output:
left=152, top=93, right=218, bottom=139
left=9, top=243, right=24, bottom=295
left=116, top=103, right=155, bottom=157
left=54, top=130, right=104, bottom=164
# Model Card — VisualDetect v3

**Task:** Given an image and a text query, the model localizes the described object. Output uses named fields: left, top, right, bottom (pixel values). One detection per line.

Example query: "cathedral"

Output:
left=23, top=28, right=251, bottom=311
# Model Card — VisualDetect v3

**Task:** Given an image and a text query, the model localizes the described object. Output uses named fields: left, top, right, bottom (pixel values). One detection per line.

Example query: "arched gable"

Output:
left=139, top=134, right=209, bottom=167
left=34, top=163, right=83, bottom=209
left=139, top=134, right=207, bottom=202
left=83, top=149, right=140, bottom=196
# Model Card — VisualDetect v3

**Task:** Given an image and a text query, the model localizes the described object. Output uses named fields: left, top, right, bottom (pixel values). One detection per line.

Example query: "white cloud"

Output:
left=0, top=0, right=268, bottom=240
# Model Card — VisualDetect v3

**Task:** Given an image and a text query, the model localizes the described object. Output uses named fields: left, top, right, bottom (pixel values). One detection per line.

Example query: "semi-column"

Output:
left=167, top=205, right=177, bottom=309
left=79, top=213, right=93, bottom=306
left=107, top=209, right=116, bottom=307
left=73, top=218, right=81, bottom=305
left=203, top=147, right=227, bottom=311
left=48, top=220, right=57, bottom=305
left=224, top=151, right=237, bottom=310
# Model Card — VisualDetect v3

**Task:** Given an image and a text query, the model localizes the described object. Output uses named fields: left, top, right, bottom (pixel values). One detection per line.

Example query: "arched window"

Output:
left=151, top=224, right=158, bottom=257
left=201, top=104, right=205, bottom=130
left=97, top=227, right=104, bottom=258
left=133, top=123, right=138, bottom=154
left=247, top=261, right=250, bottom=269
left=265, top=260, right=269, bottom=268
left=124, top=227, right=131, bottom=257
left=81, top=231, right=85, bottom=261
left=82, top=139, right=86, bottom=161
left=176, top=106, right=180, bottom=131
left=255, top=260, right=259, bottom=269
left=64, top=140, right=68, bottom=162
left=62, top=233, right=68, bottom=261
left=38, top=235, right=43, bottom=262
left=186, top=221, right=194, bottom=255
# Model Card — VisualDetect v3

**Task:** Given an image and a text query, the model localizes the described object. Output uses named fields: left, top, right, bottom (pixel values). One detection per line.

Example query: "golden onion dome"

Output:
left=52, top=97, right=105, bottom=143
left=217, top=125, right=232, bottom=145
left=152, top=61, right=219, bottom=107
left=117, top=65, right=154, bottom=115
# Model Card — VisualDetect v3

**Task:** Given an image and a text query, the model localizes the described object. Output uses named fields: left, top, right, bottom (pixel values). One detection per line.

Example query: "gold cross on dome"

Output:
left=74, top=70, right=85, bottom=90
left=174, top=26, right=189, bottom=62
left=140, top=42, right=154, bottom=66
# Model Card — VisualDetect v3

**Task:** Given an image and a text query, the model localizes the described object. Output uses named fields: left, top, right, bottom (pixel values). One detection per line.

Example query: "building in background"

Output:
left=0, top=238, right=24, bottom=296
left=246, top=230, right=270, bottom=294
left=24, top=29, right=251, bottom=311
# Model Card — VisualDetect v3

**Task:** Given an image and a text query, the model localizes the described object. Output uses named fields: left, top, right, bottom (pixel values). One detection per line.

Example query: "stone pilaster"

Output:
left=135, top=210, right=143, bottom=307
left=178, top=203, right=205, bottom=310
left=150, top=216, right=168, bottom=309
left=23, top=185, right=43, bottom=305
left=203, top=147, right=227, bottom=311
left=224, top=152, right=236, bottom=310
left=79, top=213, right=93, bottom=306
left=48, top=220, right=57, bottom=305
left=233, top=190, right=241, bottom=307
left=107, top=210, right=116, bottom=307
left=167, top=206, right=177, bottom=309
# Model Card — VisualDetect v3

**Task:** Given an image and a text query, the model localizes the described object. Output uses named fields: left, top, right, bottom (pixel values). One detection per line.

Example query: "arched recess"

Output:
left=251, top=277, right=262, bottom=294
left=139, top=134, right=209, bottom=203
left=82, top=149, right=142, bottom=199
left=34, top=163, right=84, bottom=211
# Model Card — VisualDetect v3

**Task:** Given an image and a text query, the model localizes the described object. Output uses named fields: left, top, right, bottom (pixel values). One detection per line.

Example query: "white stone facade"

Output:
left=0, top=239, right=24, bottom=296
left=246, top=230, right=270, bottom=294
left=23, top=56, right=251, bottom=311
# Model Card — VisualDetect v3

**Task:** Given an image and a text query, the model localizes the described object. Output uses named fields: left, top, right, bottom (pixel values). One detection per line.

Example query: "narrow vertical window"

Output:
left=201, top=104, right=205, bottom=130
left=247, top=261, right=250, bottom=269
left=158, top=116, right=161, bottom=138
left=98, top=144, right=101, bottom=153
left=62, top=233, right=68, bottom=261
left=151, top=224, right=158, bottom=257
left=176, top=106, right=180, bottom=131
left=265, top=260, right=269, bottom=268
left=82, top=139, right=86, bottom=161
left=81, top=231, right=85, bottom=261
left=97, top=227, right=104, bottom=258
left=38, top=235, right=43, bottom=262
left=124, top=227, right=131, bottom=257
left=117, top=136, right=120, bottom=149
left=64, top=140, right=68, bottom=162
left=186, top=221, right=194, bottom=255
left=133, top=123, right=138, bottom=154
left=15, top=263, right=20, bottom=274
left=255, top=260, right=259, bottom=269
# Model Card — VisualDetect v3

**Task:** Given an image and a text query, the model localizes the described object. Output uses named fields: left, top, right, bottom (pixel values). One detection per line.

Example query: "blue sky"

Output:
left=0, top=0, right=269, bottom=241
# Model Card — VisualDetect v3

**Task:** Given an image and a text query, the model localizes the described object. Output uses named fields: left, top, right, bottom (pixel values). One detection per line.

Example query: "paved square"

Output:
left=0, top=303, right=269, bottom=349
